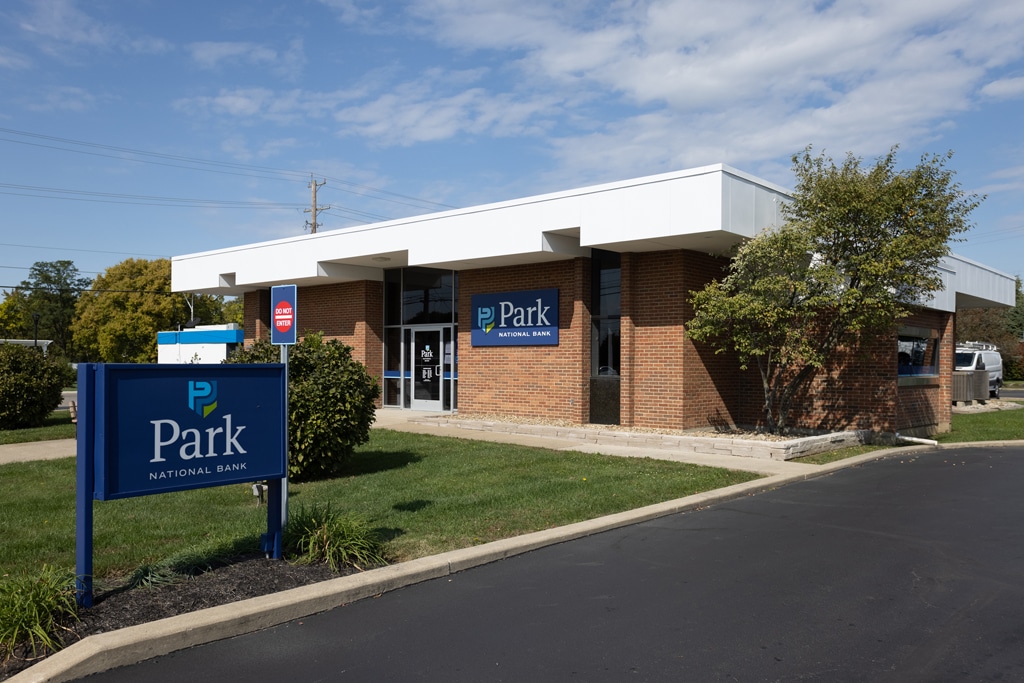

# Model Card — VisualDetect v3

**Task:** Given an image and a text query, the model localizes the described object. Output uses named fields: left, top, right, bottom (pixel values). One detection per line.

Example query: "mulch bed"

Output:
left=1, top=555, right=348, bottom=681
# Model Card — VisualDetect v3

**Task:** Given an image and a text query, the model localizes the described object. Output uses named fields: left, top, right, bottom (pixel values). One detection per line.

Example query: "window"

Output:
left=591, top=249, right=621, bottom=376
left=590, top=249, right=621, bottom=425
left=898, top=327, right=938, bottom=377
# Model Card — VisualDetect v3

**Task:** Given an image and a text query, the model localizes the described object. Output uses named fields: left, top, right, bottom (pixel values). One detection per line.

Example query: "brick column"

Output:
left=619, top=252, right=635, bottom=427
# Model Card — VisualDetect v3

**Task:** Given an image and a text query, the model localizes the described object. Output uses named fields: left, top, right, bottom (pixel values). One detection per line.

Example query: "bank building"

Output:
left=172, top=164, right=1014, bottom=438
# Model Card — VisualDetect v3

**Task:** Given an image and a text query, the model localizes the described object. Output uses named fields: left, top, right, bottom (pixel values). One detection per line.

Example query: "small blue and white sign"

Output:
left=270, top=284, right=298, bottom=345
left=84, top=364, right=287, bottom=500
left=471, top=288, right=559, bottom=346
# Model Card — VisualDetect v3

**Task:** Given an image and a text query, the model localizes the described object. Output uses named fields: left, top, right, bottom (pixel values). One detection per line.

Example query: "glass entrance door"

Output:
left=411, top=328, right=444, bottom=411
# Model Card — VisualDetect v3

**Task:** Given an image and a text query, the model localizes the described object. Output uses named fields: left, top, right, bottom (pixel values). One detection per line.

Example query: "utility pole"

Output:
left=304, top=175, right=330, bottom=233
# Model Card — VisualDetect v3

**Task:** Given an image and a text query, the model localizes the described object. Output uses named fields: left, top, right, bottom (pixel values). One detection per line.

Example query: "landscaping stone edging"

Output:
left=411, top=416, right=871, bottom=461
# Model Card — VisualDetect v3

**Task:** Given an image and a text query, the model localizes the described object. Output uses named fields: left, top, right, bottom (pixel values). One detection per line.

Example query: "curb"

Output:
left=8, top=441, right=1005, bottom=682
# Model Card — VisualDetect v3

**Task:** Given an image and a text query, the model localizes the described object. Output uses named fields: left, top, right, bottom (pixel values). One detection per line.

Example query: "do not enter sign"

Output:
left=274, top=302, right=293, bottom=332
left=270, top=284, right=297, bottom=345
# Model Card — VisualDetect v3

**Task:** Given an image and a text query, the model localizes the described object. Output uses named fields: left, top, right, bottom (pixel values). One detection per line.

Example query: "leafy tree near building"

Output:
left=18, top=261, right=90, bottom=356
left=688, top=147, right=979, bottom=434
left=72, top=258, right=224, bottom=363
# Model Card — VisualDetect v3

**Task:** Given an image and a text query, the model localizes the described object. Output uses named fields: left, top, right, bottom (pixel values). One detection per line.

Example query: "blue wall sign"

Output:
left=270, top=284, right=298, bottom=345
left=471, top=288, right=559, bottom=346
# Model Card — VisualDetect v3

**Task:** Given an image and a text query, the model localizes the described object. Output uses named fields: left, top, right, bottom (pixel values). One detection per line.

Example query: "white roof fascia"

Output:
left=926, top=253, right=1017, bottom=312
left=171, top=165, right=790, bottom=295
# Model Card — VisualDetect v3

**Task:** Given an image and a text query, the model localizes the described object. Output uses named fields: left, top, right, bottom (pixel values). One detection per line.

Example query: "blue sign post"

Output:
left=75, top=364, right=287, bottom=606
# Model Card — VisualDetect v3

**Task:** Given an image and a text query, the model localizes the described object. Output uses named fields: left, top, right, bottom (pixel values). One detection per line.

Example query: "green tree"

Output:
left=226, top=332, right=380, bottom=482
left=0, top=343, right=74, bottom=429
left=72, top=258, right=224, bottom=363
left=222, top=297, right=244, bottom=326
left=688, top=147, right=979, bottom=433
left=20, top=261, right=90, bottom=356
left=0, top=289, right=31, bottom=339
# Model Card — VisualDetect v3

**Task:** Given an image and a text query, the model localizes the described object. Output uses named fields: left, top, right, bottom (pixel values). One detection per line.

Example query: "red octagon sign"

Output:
left=273, top=301, right=294, bottom=333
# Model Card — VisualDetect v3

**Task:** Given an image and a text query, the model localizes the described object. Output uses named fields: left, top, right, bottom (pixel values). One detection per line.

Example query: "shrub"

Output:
left=0, top=565, right=78, bottom=662
left=0, top=345, right=72, bottom=430
left=283, top=503, right=387, bottom=571
left=226, top=332, right=380, bottom=482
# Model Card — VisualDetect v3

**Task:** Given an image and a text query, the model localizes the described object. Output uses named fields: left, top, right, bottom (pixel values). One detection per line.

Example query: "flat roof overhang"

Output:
left=172, top=164, right=788, bottom=296
left=170, top=164, right=1015, bottom=312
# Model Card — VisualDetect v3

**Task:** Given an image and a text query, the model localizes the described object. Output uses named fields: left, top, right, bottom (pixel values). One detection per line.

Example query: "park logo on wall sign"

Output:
left=81, top=364, right=287, bottom=501
left=471, top=288, right=559, bottom=346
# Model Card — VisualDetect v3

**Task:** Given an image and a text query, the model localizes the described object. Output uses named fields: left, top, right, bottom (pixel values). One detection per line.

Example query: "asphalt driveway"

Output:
left=77, top=445, right=1024, bottom=682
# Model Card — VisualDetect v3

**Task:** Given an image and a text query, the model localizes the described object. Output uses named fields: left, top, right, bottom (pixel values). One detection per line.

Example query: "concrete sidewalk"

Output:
left=1, top=409, right=819, bottom=476
left=0, top=438, right=76, bottom=465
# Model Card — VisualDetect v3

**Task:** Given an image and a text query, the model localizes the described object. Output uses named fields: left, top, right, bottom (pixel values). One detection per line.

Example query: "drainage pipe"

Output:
left=895, top=433, right=939, bottom=447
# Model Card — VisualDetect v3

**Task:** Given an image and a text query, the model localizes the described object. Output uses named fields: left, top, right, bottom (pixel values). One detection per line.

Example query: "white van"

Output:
left=955, top=343, right=1003, bottom=398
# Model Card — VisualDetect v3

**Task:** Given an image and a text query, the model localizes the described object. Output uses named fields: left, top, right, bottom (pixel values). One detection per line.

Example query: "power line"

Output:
left=1, top=264, right=103, bottom=274
left=0, top=182, right=307, bottom=210
left=0, top=127, right=458, bottom=212
left=0, top=242, right=169, bottom=258
left=2, top=284, right=183, bottom=295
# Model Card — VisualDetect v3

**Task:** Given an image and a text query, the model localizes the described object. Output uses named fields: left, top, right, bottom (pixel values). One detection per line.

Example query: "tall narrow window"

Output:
left=590, top=249, right=621, bottom=424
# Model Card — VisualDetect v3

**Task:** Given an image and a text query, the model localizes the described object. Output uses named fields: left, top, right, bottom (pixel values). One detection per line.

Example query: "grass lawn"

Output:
left=793, top=444, right=890, bottom=465
left=0, top=411, right=75, bottom=445
left=936, top=404, right=1024, bottom=443
left=0, top=429, right=760, bottom=580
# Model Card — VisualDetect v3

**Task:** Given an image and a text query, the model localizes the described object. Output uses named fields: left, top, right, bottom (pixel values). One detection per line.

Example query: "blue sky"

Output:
left=2, top=0, right=1023, bottom=295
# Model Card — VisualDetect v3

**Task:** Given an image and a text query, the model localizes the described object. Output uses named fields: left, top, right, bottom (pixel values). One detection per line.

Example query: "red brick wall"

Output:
left=297, top=282, right=384, bottom=377
left=458, top=259, right=590, bottom=422
left=242, top=264, right=954, bottom=436
left=625, top=250, right=753, bottom=430
left=787, top=334, right=899, bottom=433
left=243, top=289, right=271, bottom=343
left=243, top=282, right=384, bottom=401
left=750, top=309, right=953, bottom=435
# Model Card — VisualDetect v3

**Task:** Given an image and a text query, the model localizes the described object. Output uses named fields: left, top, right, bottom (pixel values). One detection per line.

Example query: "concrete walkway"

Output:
left=0, top=437, right=76, bottom=465
left=1, top=409, right=819, bottom=475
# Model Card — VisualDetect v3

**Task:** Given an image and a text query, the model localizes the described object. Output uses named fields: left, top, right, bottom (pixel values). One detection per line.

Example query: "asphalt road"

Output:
left=79, top=446, right=1024, bottom=682
left=1001, top=387, right=1024, bottom=400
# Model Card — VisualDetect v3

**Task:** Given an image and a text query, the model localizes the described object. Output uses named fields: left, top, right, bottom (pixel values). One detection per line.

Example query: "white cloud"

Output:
left=0, top=47, right=31, bottom=70
left=187, top=38, right=305, bottom=80
left=22, top=85, right=97, bottom=112
left=174, top=87, right=364, bottom=124
left=188, top=42, right=278, bottom=69
left=398, top=0, right=1024, bottom=178
left=16, top=0, right=175, bottom=57
left=18, top=0, right=116, bottom=51
left=165, top=0, right=1024, bottom=191
left=332, top=71, right=560, bottom=145
left=315, top=0, right=381, bottom=25
left=980, top=77, right=1024, bottom=100
left=220, top=135, right=299, bottom=162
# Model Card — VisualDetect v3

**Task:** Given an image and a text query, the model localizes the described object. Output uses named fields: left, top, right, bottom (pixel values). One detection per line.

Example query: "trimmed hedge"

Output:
left=226, top=332, right=380, bottom=481
left=0, top=345, right=72, bottom=430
